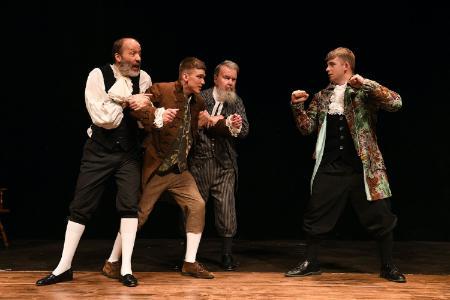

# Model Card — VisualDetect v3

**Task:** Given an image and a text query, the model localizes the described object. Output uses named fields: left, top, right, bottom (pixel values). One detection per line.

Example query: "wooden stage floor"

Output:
left=1, top=239, right=449, bottom=299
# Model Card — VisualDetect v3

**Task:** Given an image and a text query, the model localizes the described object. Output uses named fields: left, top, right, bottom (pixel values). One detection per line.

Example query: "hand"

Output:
left=348, top=74, right=365, bottom=88
left=128, top=93, right=152, bottom=110
left=230, top=113, right=242, bottom=128
left=208, top=115, right=224, bottom=128
left=198, top=110, right=211, bottom=128
left=163, top=108, right=179, bottom=125
left=291, top=90, right=309, bottom=104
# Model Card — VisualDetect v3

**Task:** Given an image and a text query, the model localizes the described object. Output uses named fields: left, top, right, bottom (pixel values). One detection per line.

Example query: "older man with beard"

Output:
left=189, top=60, right=249, bottom=271
left=36, top=37, right=151, bottom=287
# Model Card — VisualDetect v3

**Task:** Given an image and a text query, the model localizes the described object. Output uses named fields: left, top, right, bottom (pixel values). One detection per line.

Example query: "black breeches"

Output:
left=303, top=160, right=397, bottom=240
left=69, top=139, right=140, bottom=224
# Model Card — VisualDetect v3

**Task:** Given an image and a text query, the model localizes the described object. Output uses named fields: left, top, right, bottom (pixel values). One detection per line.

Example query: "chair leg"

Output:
left=0, top=220, right=9, bottom=248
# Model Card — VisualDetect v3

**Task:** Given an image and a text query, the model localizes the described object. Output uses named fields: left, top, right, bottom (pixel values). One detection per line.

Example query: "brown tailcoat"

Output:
left=131, top=81, right=205, bottom=186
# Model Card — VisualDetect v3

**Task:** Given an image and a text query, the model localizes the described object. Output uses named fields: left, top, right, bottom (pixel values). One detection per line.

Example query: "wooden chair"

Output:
left=0, top=188, right=10, bottom=247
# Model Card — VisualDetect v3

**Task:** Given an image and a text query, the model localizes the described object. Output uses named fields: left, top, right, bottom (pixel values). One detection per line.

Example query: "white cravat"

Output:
left=107, top=65, right=133, bottom=103
left=211, top=87, right=224, bottom=116
left=328, top=83, right=346, bottom=115
left=211, top=101, right=223, bottom=116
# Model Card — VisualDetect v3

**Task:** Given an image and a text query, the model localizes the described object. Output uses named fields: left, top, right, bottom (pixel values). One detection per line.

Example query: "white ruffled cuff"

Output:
left=226, top=115, right=241, bottom=137
left=154, top=107, right=165, bottom=128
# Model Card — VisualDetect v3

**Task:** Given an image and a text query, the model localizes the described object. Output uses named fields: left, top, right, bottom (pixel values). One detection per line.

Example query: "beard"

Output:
left=215, top=87, right=237, bottom=104
left=118, top=61, right=140, bottom=77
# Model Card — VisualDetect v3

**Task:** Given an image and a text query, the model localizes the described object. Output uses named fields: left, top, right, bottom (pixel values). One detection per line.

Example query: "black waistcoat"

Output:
left=90, top=65, right=140, bottom=151
left=321, top=114, right=362, bottom=172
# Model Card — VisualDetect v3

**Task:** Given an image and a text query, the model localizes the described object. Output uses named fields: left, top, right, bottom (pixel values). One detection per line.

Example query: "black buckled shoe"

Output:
left=119, top=274, right=138, bottom=287
left=380, top=264, right=407, bottom=283
left=221, top=254, right=239, bottom=271
left=36, top=268, right=73, bottom=286
left=285, top=260, right=321, bottom=277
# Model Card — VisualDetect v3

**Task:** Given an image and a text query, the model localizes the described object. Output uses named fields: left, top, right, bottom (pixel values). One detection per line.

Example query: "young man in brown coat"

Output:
left=102, top=57, right=220, bottom=280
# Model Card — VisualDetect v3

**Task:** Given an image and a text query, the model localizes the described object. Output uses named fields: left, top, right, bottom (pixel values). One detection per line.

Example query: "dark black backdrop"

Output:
left=2, top=1, right=449, bottom=241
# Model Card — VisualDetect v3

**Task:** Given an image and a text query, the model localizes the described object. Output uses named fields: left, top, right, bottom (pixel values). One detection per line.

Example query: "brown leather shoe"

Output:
left=181, top=261, right=214, bottom=279
left=101, top=260, right=121, bottom=279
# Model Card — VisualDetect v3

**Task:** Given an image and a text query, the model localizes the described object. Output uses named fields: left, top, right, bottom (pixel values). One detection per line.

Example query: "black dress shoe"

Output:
left=36, top=268, right=73, bottom=286
left=119, top=274, right=138, bottom=287
left=221, top=254, right=239, bottom=271
left=380, top=264, right=407, bottom=283
left=285, top=260, right=321, bottom=277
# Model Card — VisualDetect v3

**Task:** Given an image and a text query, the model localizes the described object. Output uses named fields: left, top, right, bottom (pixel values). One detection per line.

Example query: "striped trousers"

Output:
left=190, top=158, right=237, bottom=237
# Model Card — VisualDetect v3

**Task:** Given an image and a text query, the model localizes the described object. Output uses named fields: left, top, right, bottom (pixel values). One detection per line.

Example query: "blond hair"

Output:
left=325, top=47, right=355, bottom=72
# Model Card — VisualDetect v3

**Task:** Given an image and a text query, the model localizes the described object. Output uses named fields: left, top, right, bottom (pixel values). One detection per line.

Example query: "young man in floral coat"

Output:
left=286, top=47, right=406, bottom=283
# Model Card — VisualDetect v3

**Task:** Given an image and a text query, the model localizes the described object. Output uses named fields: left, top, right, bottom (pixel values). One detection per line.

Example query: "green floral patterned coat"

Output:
left=292, top=79, right=402, bottom=200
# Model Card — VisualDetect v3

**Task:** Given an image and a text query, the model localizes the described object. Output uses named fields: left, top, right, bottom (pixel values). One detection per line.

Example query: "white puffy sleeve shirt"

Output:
left=84, top=65, right=152, bottom=135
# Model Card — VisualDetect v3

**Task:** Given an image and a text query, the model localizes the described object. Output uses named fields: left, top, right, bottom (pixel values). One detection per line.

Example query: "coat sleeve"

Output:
left=129, top=85, right=160, bottom=131
left=291, top=92, right=320, bottom=136
left=362, top=79, right=402, bottom=112
left=207, top=96, right=249, bottom=139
